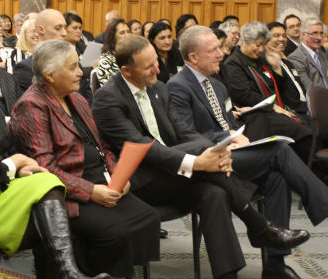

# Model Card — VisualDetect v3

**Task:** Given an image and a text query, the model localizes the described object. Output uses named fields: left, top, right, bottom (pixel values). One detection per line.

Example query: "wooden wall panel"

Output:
left=230, top=1, right=251, bottom=26
left=187, top=1, right=204, bottom=24
left=204, top=1, right=227, bottom=27
left=125, top=0, right=141, bottom=22
left=142, top=1, right=161, bottom=22
left=252, top=0, right=276, bottom=23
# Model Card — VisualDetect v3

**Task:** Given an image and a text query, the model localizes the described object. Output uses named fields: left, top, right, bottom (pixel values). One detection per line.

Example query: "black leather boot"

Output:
left=33, top=199, right=111, bottom=279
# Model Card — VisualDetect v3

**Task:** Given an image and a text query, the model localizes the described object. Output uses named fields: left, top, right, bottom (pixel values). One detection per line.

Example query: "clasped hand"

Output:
left=10, top=154, right=48, bottom=177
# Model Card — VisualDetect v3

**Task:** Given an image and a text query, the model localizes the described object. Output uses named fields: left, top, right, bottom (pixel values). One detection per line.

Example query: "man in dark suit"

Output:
left=0, top=69, right=22, bottom=116
left=92, top=34, right=309, bottom=279
left=288, top=17, right=328, bottom=92
left=13, top=9, right=93, bottom=105
left=167, top=25, right=328, bottom=279
left=283, top=14, right=301, bottom=57
left=95, top=10, right=120, bottom=43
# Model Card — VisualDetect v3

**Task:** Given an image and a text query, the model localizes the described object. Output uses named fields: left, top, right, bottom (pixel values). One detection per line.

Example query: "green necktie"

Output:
left=136, top=88, right=165, bottom=145
left=203, top=78, right=230, bottom=131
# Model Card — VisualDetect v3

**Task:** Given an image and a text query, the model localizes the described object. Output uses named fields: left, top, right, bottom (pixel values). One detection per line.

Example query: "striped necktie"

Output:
left=136, top=88, right=165, bottom=145
left=203, top=78, right=230, bottom=131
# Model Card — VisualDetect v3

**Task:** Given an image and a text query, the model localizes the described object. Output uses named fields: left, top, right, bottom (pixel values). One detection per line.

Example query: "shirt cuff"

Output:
left=178, top=154, right=196, bottom=178
left=1, top=158, right=16, bottom=180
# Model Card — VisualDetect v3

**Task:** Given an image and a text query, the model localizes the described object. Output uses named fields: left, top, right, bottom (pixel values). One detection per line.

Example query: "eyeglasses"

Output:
left=229, top=31, right=240, bottom=37
left=304, top=31, right=325, bottom=38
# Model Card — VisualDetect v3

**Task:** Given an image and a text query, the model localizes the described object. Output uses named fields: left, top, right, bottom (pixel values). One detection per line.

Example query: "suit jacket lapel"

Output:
left=182, top=66, right=221, bottom=122
left=114, top=73, right=150, bottom=133
left=36, top=85, right=80, bottom=137
left=300, top=45, right=319, bottom=70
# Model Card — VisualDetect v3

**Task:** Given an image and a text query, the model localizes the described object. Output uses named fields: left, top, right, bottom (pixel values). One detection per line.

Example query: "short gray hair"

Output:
left=301, top=17, right=323, bottom=33
left=179, top=25, right=214, bottom=62
left=219, top=21, right=239, bottom=35
left=13, top=13, right=24, bottom=25
left=241, top=21, right=271, bottom=45
left=32, top=40, right=75, bottom=83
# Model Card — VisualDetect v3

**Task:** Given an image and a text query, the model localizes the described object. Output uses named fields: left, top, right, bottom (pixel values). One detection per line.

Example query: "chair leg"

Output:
left=143, top=263, right=150, bottom=279
left=191, top=212, right=201, bottom=279
left=257, top=198, right=268, bottom=267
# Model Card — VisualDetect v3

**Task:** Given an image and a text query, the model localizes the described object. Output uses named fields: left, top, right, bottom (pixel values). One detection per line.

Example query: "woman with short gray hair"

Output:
left=10, top=39, right=160, bottom=278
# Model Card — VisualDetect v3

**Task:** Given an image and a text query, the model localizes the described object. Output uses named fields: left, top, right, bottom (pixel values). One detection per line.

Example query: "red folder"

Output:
left=108, top=140, right=155, bottom=191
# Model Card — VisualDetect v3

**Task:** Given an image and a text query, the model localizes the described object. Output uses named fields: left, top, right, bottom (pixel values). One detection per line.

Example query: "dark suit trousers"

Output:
left=133, top=170, right=246, bottom=278
left=232, top=142, right=328, bottom=255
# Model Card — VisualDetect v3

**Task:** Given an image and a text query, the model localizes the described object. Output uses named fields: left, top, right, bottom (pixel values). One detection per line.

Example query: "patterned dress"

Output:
left=95, top=51, right=120, bottom=87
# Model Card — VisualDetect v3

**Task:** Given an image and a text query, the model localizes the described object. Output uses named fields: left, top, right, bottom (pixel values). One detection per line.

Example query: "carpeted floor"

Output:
left=1, top=195, right=328, bottom=279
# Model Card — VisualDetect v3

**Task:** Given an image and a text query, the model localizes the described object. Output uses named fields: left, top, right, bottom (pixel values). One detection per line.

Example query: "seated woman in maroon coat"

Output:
left=9, top=40, right=160, bottom=277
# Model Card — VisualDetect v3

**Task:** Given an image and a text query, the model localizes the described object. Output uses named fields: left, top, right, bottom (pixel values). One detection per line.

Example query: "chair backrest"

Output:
left=307, top=86, right=328, bottom=140
left=90, top=69, right=101, bottom=95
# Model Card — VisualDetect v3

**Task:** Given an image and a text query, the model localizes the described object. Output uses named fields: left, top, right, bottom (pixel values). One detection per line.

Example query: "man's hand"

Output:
left=91, top=184, right=122, bottom=207
left=265, top=46, right=283, bottom=75
left=230, top=130, right=250, bottom=146
left=274, top=104, right=294, bottom=118
left=193, top=147, right=233, bottom=176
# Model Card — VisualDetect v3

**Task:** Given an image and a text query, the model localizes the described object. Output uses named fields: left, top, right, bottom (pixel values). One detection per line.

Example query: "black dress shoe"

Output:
left=262, top=264, right=302, bottom=279
left=248, top=222, right=310, bottom=249
left=160, top=228, right=168, bottom=239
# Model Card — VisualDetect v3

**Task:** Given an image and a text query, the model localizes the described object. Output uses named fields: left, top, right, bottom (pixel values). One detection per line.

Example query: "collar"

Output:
left=302, top=42, right=318, bottom=61
left=185, top=63, right=208, bottom=84
left=121, top=74, right=146, bottom=97
left=288, top=37, right=299, bottom=46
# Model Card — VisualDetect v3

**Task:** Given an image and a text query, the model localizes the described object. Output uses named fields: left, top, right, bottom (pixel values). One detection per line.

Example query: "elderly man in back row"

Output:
left=167, top=25, right=328, bottom=279
left=288, top=17, right=328, bottom=91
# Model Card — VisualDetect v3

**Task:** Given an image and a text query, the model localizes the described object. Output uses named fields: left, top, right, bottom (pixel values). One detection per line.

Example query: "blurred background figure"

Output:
left=3, top=13, right=24, bottom=48
left=128, top=19, right=142, bottom=35
left=95, top=18, right=131, bottom=86
left=6, top=19, right=39, bottom=74
left=175, top=14, right=198, bottom=39
left=141, top=20, right=154, bottom=39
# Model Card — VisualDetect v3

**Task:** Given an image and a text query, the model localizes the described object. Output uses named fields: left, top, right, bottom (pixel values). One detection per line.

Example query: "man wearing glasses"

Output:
left=283, top=14, right=302, bottom=56
left=218, top=21, right=240, bottom=61
left=288, top=17, right=328, bottom=91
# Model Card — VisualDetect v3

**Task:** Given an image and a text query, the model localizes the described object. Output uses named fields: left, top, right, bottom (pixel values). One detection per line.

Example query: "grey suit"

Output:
left=288, top=44, right=328, bottom=91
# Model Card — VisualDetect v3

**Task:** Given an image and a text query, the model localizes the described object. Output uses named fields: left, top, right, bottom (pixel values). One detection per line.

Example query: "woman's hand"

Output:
left=265, top=46, right=283, bottom=75
left=122, top=181, right=131, bottom=196
left=273, top=104, right=295, bottom=118
left=10, top=154, right=48, bottom=177
left=91, top=184, right=122, bottom=207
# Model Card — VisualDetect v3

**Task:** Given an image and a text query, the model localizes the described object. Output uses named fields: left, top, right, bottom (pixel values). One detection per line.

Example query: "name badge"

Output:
left=292, top=69, right=299, bottom=76
left=225, top=97, right=232, bottom=112
left=263, top=71, right=271, bottom=78
left=104, top=171, right=111, bottom=184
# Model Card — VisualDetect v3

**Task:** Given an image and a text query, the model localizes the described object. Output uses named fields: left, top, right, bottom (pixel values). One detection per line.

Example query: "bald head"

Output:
left=105, top=10, right=120, bottom=25
left=36, top=9, right=67, bottom=41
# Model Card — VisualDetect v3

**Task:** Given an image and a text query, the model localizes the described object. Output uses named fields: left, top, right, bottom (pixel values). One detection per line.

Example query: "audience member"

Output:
left=219, top=21, right=240, bottom=60
left=209, top=20, right=223, bottom=29
left=92, top=34, right=309, bottom=279
left=224, top=21, right=312, bottom=162
left=128, top=19, right=142, bottom=35
left=288, top=17, right=328, bottom=91
left=63, top=12, right=86, bottom=56
left=148, top=21, right=184, bottom=83
left=0, top=110, right=110, bottom=279
left=24, top=12, right=38, bottom=21
left=10, top=39, right=160, bottom=278
left=95, top=18, right=131, bottom=87
left=167, top=25, right=328, bottom=279
left=3, top=13, right=24, bottom=48
left=6, top=19, right=39, bottom=74
left=0, top=19, right=3, bottom=42
left=0, top=69, right=22, bottom=115
left=141, top=20, right=154, bottom=39
left=158, top=18, right=172, bottom=26
left=13, top=9, right=93, bottom=105
left=223, top=15, right=239, bottom=24
left=95, top=10, right=120, bottom=43
left=67, top=10, right=94, bottom=45
left=175, top=14, right=198, bottom=38
left=0, top=14, right=12, bottom=38
left=266, top=22, right=308, bottom=117
left=283, top=14, right=301, bottom=56
left=321, top=24, right=328, bottom=52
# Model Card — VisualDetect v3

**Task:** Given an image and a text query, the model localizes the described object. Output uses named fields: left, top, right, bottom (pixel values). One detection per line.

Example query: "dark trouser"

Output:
left=133, top=171, right=246, bottom=278
left=232, top=142, right=328, bottom=256
left=70, top=193, right=160, bottom=277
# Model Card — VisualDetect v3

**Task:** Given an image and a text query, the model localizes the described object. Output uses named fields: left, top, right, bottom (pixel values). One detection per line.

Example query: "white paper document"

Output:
left=80, top=42, right=103, bottom=68
left=241, top=95, right=276, bottom=115
left=210, top=125, right=245, bottom=152
left=232, top=135, right=294, bottom=150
